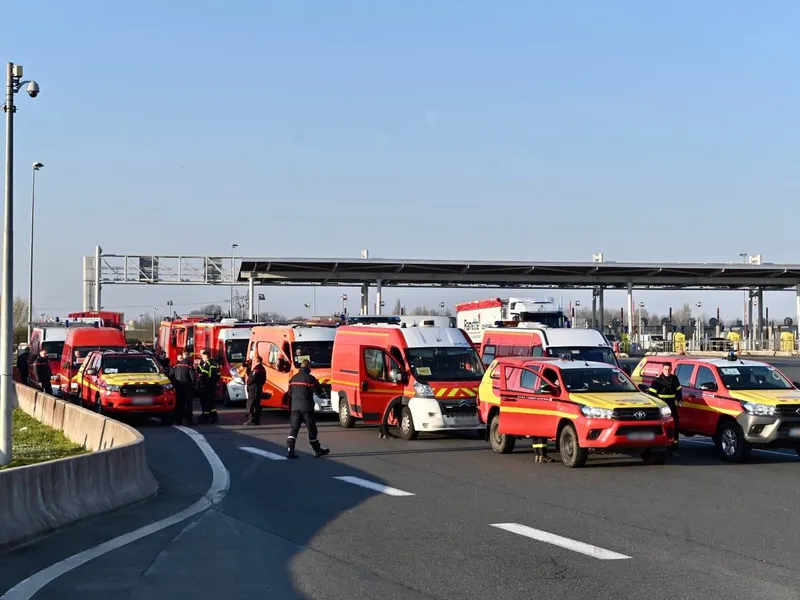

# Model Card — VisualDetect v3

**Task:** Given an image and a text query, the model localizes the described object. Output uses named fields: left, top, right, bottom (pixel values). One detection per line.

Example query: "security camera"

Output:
left=26, top=81, right=40, bottom=98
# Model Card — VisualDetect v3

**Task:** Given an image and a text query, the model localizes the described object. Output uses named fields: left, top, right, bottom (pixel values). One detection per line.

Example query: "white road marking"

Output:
left=333, top=476, right=415, bottom=496
left=491, top=523, right=632, bottom=560
left=239, top=446, right=287, bottom=461
left=1, top=425, right=230, bottom=600
left=681, top=438, right=799, bottom=459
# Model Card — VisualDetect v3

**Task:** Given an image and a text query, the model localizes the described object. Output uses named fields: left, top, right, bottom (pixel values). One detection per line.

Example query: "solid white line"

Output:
left=1, top=425, right=230, bottom=600
left=332, top=476, right=415, bottom=496
left=239, top=446, right=287, bottom=461
left=491, top=523, right=632, bottom=560
left=681, top=438, right=799, bottom=459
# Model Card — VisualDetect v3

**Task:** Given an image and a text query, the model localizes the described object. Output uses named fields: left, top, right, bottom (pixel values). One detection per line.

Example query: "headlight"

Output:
left=742, top=402, right=775, bottom=417
left=163, top=383, right=173, bottom=390
left=414, top=382, right=435, bottom=398
left=230, top=367, right=244, bottom=384
left=580, top=406, right=613, bottom=419
left=660, top=405, right=672, bottom=419
left=106, top=385, right=121, bottom=392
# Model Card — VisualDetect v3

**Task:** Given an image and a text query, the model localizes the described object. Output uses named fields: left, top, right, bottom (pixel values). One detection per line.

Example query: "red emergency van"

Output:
left=60, top=326, right=128, bottom=398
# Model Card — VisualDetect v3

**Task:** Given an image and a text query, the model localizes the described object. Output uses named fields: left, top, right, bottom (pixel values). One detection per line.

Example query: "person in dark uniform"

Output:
left=157, top=350, right=170, bottom=371
left=286, top=359, right=330, bottom=458
left=244, top=355, right=266, bottom=426
left=35, top=349, right=53, bottom=396
left=196, top=349, right=220, bottom=424
left=648, top=363, right=682, bottom=457
left=16, top=347, right=30, bottom=386
left=531, top=438, right=554, bottom=463
left=169, top=350, right=196, bottom=426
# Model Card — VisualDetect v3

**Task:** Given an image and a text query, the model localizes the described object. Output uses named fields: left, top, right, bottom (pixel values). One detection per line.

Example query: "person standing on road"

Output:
left=170, top=350, right=196, bottom=426
left=35, top=349, right=53, bottom=396
left=16, top=347, right=30, bottom=386
left=648, top=363, right=682, bottom=457
left=532, top=438, right=554, bottom=463
left=244, top=355, right=266, bottom=426
left=197, top=349, right=220, bottom=424
left=286, top=359, right=330, bottom=459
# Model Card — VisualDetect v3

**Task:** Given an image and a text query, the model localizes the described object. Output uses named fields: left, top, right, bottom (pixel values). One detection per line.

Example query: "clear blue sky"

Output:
left=4, top=0, right=800, bottom=322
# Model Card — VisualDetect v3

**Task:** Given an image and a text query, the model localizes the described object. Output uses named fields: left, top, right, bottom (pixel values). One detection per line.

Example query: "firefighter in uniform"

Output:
left=286, top=359, right=330, bottom=459
left=648, top=363, right=682, bottom=456
left=244, top=355, right=266, bottom=426
left=531, top=438, right=553, bottom=463
left=197, top=349, right=220, bottom=423
left=34, top=349, right=53, bottom=396
left=170, top=350, right=196, bottom=426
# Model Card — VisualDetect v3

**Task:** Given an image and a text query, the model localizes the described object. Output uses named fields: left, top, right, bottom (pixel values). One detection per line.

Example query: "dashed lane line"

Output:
left=239, top=446, right=288, bottom=461
left=332, top=476, right=415, bottom=496
left=491, top=523, right=632, bottom=560
left=1, top=425, right=230, bottom=600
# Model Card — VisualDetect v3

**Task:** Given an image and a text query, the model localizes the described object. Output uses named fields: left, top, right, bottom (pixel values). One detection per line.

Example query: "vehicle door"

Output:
left=360, top=347, right=405, bottom=422
left=263, top=342, right=285, bottom=407
left=80, top=354, right=101, bottom=403
left=498, top=365, right=558, bottom=438
left=690, top=366, right=721, bottom=435
left=672, top=362, right=698, bottom=432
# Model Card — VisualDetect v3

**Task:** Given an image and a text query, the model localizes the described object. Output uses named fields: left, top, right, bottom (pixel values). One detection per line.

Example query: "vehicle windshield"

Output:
left=42, top=341, right=64, bottom=360
left=546, top=346, right=617, bottom=366
left=519, top=313, right=565, bottom=328
left=561, top=367, right=637, bottom=393
left=225, top=339, right=249, bottom=364
left=101, top=356, right=161, bottom=375
left=405, top=347, right=485, bottom=381
left=717, top=365, right=793, bottom=390
left=291, top=341, right=334, bottom=368
left=73, top=346, right=126, bottom=366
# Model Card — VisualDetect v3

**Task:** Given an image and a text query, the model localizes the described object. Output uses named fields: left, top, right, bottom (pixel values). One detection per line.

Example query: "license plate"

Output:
left=627, top=431, right=656, bottom=441
left=790, top=428, right=800, bottom=438
left=132, top=397, right=153, bottom=405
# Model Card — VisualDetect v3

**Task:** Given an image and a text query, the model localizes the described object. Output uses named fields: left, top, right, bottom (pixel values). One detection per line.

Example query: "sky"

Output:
left=3, top=0, right=800, bottom=325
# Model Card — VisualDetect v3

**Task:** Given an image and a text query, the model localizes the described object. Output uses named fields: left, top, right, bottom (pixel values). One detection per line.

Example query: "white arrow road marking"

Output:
left=491, top=523, right=632, bottom=560
left=1, top=425, right=230, bottom=600
left=333, top=476, right=415, bottom=496
left=239, top=446, right=287, bottom=461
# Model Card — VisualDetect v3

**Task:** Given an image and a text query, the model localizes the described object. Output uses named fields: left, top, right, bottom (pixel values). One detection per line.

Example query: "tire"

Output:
left=160, top=413, right=175, bottom=426
left=94, top=394, right=104, bottom=415
left=641, top=449, right=667, bottom=465
left=559, top=424, right=588, bottom=468
left=489, top=415, right=515, bottom=454
left=399, top=406, right=418, bottom=440
left=717, top=420, right=751, bottom=463
left=222, top=386, right=232, bottom=407
left=338, top=397, right=355, bottom=428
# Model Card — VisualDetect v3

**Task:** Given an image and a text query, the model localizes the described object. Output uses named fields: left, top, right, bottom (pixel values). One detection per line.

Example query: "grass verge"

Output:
left=0, top=408, right=87, bottom=470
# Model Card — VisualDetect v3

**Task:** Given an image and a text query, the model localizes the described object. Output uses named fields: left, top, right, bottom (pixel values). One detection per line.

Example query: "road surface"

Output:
left=3, top=357, right=800, bottom=599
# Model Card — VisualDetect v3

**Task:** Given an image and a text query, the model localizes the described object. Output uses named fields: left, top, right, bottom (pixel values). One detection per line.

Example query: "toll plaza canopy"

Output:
left=236, top=258, right=800, bottom=290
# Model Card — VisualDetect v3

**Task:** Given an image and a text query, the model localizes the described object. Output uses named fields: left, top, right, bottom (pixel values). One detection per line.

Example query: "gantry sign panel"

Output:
left=93, top=255, right=238, bottom=285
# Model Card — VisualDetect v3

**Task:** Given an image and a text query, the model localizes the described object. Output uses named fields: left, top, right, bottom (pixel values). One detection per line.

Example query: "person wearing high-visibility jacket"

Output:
left=285, top=360, right=330, bottom=459
left=648, top=363, right=682, bottom=456
left=197, top=349, right=220, bottom=424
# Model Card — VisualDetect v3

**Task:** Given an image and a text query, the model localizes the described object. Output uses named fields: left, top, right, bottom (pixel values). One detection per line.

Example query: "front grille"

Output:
left=120, top=384, right=163, bottom=396
left=616, top=425, right=663, bottom=436
left=442, top=402, right=477, bottom=416
left=612, top=407, right=661, bottom=421
left=317, top=384, right=331, bottom=399
left=775, top=404, right=800, bottom=418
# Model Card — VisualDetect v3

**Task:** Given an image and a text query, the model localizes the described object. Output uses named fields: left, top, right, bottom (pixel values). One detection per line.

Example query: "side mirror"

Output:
left=622, top=364, right=632, bottom=375
left=638, top=383, right=650, bottom=393
left=389, top=368, right=405, bottom=383
left=85, top=368, right=98, bottom=376
left=793, top=381, right=800, bottom=389
left=700, top=382, right=718, bottom=392
left=539, top=384, right=557, bottom=395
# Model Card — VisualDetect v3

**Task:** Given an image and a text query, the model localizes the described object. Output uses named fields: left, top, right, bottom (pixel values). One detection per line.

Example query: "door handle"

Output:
left=360, top=381, right=368, bottom=392
left=502, top=397, right=517, bottom=402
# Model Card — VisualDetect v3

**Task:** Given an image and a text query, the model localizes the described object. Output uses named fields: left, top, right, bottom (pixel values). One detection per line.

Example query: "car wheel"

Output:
left=338, top=397, right=355, bottom=428
left=399, top=406, right=418, bottom=440
left=559, top=424, right=588, bottom=468
left=489, top=414, right=515, bottom=454
left=717, top=420, right=751, bottom=463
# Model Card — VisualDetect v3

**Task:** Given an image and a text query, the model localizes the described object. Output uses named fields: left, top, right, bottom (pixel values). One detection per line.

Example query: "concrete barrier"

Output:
left=0, top=383, right=158, bottom=551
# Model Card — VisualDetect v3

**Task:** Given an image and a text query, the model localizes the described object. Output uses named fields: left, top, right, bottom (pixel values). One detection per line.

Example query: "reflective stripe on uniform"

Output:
left=531, top=443, right=547, bottom=448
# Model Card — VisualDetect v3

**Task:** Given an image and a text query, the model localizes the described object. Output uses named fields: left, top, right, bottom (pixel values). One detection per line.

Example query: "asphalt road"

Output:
left=4, top=358, right=800, bottom=600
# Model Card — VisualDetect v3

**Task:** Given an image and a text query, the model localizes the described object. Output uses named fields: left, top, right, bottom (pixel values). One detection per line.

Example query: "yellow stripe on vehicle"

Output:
left=681, top=401, right=741, bottom=417
left=499, top=406, right=577, bottom=419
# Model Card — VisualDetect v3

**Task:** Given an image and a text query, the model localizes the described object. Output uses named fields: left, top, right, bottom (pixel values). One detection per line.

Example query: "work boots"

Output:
left=286, top=438, right=298, bottom=459
left=310, top=440, right=330, bottom=458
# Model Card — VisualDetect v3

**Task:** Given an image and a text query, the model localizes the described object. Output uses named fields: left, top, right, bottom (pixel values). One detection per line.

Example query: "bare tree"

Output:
left=391, top=299, right=403, bottom=315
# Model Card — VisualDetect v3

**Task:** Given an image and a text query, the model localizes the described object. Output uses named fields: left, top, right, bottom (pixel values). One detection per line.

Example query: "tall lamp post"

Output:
left=27, top=161, right=43, bottom=341
left=1, top=63, right=41, bottom=466
left=230, top=243, right=238, bottom=318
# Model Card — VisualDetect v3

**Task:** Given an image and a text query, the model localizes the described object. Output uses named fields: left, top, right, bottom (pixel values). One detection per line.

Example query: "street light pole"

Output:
left=230, top=243, right=238, bottom=318
left=27, top=162, right=43, bottom=341
left=1, top=63, right=40, bottom=467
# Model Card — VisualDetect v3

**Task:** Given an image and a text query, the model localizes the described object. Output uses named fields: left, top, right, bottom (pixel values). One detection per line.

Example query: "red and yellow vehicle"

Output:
left=480, top=356, right=673, bottom=467
left=67, top=311, right=126, bottom=331
left=156, top=316, right=210, bottom=365
left=330, top=322, right=485, bottom=439
left=195, top=320, right=262, bottom=404
left=60, top=326, right=128, bottom=397
left=631, top=354, right=800, bottom=462
left=73, top=349, right=176, bottom=425
left=247, top=324, right=337, bottom=412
